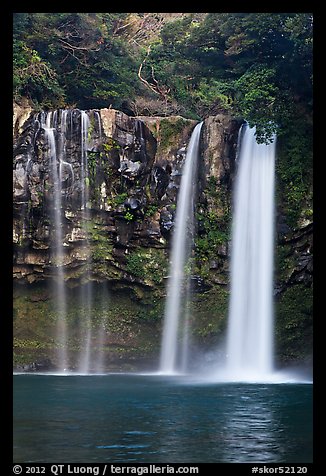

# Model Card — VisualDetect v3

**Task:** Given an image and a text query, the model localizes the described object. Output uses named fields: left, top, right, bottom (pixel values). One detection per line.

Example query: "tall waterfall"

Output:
left=159, top=122, right=203, bottom=374
left=41, top=110, right=69, bottom=370
left=226, top=124, right=276, bottom=380
left=37, top=109, right=105, bottom=373
left=77, top=111, right=93, bottom=374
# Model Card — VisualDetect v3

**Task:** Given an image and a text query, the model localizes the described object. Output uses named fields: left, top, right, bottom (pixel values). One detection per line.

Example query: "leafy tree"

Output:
left=13, top=12, right=312, bottom=143
left=13, top=14, right=65, bottom=106
left=13, top=13, right=142, bottom=110
left=146, top=12, right=312, bottom=141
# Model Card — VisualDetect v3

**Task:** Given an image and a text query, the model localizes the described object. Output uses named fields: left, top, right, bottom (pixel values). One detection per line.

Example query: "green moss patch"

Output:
left=275, top=284, right=313, bottom=363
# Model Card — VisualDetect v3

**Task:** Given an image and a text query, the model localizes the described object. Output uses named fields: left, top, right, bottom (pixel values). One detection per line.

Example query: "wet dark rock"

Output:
left=14, top=358, right=54, bottom=373
left=12, top=106, right=279, bottom=294
left=176, top=146, right=186, bottom=159
left=277, top=222, right=291, bottom=235
left=29, top=290, right=50, bottom=302
left=152, top=166, right=170, bottom=200
left=124, top=197, right=142, bottom=210
left=191, top=275, right=212, bottom=293
left=159, top=207, right=175, bottom=236
left=209, top=260, right=219, bottom=269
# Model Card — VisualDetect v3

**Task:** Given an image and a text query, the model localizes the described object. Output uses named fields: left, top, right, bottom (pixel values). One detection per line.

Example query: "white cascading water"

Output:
left=77, top=109, right=108, bottom=374
left=226, top=123, right=276, bottom=381
left=42, top=111, right=68, bottom=371
left=38, top=109, right=108, bottom=373
left=78, top=111, right=94, bottom=374
left=159, top=122, right=203, bottom=374
left=94, top=111, right=102, bottom=141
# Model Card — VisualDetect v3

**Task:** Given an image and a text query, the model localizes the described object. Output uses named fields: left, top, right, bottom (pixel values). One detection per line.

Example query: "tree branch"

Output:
left=58, top=38, right=100, bottom=52
left=137, top=46, right=160, bottom=96
left=137, top=46, right=171, bottom=100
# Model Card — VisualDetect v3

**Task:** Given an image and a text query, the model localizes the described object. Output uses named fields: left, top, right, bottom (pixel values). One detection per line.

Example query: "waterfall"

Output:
left=31, top=109, right=112, bottom=373
left=159, top=122, right=203, bottom=374
left=226, top=124, right=276, bottom=380
left=41, top=110, right=69, bottom=371
left=94, top=111, right=102, bottom=140
left=77, top=111, right=94, bottom=374
left=76, top=110, right=108, bottom=374
left=80, top=111, right=90, bottom=210
left=37, top=109, right=112, bottom=373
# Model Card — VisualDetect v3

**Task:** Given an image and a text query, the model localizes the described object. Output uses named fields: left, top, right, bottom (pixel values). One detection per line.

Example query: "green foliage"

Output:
left=87, top=152, right=98, bottom=176
left=275, top=284, right=313, bottom=362
left=191, top=287, right=229, bottom=339
left=14, top=337, right=54, bottom=350
left=136, top=300, right=165, bottom=322
left=113, top=193, right=128, bottom=206
left=145, top=204, right=159, bottom=216
left=124, top=211, right=134, bottom=222
left=151, top=13, right=312, bottom=142
left=13, top=40, right=65, bottom=106
left=13, top=13, right=142, bottom=110
left=193, top=78, right=233, bottom=114
left=195, top=228, right=228, bottom=260
left=195, top=229, right=229, bottom=272
left=234, top=65, right=279, bottom=142
left=159, top=117, right=190, bottom=149
left=13, top=13, right=312, bottom=142
left=102, top=139, right=119, bottom=152
left=275, top=244, right=295, bottom=282
left=13, top=283, right=163, bottom=368
left=195, top=180, right=231, bottom=266
left=126, top=249, right=167, bottom=285
left=276, top=116, right=313, bottom=228
left=106, top=193, right=131, bottom=210
left=83, top=220, right=113, bottom=262
left=125, top=253, right=146, bottom=279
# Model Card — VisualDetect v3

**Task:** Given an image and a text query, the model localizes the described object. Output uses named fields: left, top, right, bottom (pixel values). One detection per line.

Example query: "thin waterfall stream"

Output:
left=78, top=111, right=93, bottom=374
left=159, top=122, right=203, bottom=374
left=37, top=109, right=106, bottom=373
left=41, top=111, right=68, bottom=370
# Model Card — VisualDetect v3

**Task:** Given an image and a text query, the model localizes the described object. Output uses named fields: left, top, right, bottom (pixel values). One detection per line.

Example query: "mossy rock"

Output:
left=159, top=117, right=190, bottom=149
left=126, top=247, right=168, bottom=286
left=13, top=283, right=163, bottom=369
left=191, top=286, right=229, bottom=342
left=275, top=283, right=313, bottom=364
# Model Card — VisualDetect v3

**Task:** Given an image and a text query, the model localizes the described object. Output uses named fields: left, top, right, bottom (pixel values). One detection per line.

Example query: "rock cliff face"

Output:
left=13, top=104, right=312, bottom=370
left=13, top=105, right=241, bottom=370
left=13, top=107, right=239, bottom=289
